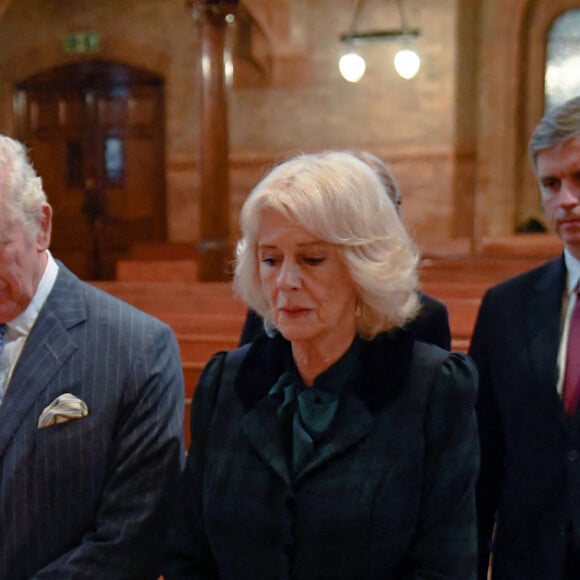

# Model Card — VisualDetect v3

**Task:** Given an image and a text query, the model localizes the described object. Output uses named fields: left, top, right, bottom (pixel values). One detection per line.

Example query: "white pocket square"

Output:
left=37, top=393, right=89, bottom=429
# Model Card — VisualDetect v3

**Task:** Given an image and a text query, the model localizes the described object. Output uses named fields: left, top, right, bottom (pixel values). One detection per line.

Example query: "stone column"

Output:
left=0, top=1, right=13, bottom=20
left=188, top=0, right=238, bottom=281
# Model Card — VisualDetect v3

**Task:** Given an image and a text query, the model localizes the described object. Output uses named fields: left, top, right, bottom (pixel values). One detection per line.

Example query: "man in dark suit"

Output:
left=0, top=135, right=185, bottom=579
left=239, top=151, right=452, bottom=350
left=470, top=95, right=580, bottom=579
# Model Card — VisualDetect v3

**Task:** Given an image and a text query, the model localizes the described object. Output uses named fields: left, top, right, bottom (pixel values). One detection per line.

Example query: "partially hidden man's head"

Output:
left=0, top=135, right=52, bottom=322
left=353, top=151, right=403, bottom=214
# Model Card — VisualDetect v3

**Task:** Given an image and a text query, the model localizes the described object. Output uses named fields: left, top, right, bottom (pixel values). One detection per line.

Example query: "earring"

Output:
left=355, top=304, right=362, bottom=317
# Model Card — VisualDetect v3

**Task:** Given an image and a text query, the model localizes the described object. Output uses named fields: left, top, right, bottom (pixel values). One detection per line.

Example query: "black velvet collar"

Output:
left=234, top=328, right=415, bottom=413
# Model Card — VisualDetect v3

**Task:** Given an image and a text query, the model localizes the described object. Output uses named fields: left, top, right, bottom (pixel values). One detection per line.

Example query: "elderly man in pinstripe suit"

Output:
left=0, top=134, right=185, bottom=579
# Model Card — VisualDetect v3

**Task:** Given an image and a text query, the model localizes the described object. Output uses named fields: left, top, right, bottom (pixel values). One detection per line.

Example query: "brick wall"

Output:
left=0, top=0, right=486, bottom=250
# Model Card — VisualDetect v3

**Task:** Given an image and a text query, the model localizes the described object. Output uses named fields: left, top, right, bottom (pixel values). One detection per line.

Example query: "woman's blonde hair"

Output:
left=234, top=150, right=420, bottom=340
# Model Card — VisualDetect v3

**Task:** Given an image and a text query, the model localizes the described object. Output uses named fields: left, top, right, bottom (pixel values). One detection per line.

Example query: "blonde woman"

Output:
left=164, top=151, right=478, bottom=580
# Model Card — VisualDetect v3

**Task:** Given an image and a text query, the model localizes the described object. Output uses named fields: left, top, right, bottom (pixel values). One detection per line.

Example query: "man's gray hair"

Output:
left=529, top=95, right=580, bottom=170
left=0, top=135, right=47, bottom=239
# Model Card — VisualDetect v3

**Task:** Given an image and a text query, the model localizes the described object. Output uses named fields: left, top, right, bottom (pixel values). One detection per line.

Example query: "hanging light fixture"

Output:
left=338, top=0, right=368, bottom=83
left=392, top=0, right=421, bottom=79
left=338, top=0, right=421, bottom=82
left=339, top=52, right=367, bottom=83
left=394, top=48, right=421, bottom=79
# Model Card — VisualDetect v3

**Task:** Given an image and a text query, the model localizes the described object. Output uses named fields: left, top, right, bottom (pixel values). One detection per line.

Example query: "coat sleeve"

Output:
left=469, top=291, right=505, bottom=580
left=406, top=351, right=480, bottom=580
left=30, top=322, right=185, bottom=580
left=162, top=352, right=227, bottom=580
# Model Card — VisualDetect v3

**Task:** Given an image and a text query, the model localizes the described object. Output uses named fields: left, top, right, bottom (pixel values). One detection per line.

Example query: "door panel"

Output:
left=15, top=61, right=166, bottom=280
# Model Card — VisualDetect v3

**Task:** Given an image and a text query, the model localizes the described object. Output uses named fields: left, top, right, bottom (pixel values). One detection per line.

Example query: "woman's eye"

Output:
left=303, top=256, right=324, bottom=265
left=260, top=256, right=278, bottom=266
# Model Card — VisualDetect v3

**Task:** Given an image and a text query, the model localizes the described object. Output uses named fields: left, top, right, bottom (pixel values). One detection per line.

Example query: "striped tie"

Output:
left=0, top=324, right=7, bottom=404
left=564, top=285, right=580, bottom=417
left=0, top=324, right=6, bottom=357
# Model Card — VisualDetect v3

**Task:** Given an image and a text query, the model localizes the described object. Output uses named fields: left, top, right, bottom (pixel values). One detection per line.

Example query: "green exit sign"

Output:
left=62, top=31, right=102, bottom=54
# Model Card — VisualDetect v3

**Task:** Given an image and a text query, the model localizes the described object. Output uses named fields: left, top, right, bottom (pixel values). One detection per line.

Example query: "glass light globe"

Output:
left=394, top=48, right=421, bottom=79
left=338, top=52, right=366, bottom=83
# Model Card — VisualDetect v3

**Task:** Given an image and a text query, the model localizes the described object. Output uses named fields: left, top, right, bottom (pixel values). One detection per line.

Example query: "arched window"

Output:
left=545, top=8, right=580, bottom=110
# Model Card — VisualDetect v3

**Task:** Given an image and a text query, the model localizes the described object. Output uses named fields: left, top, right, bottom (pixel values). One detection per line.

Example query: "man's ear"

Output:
left=36, top=203, right=52, bottom=251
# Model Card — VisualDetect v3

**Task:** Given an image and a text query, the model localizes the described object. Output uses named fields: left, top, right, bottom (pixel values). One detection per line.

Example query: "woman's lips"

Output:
left=278, top=306, right=310, bottom=316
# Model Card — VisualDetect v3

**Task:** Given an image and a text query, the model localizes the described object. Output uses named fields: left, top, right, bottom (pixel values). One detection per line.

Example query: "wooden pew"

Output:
left=116, top=259, right=199, bottom=282
left=86, top=277, right=483, bottom=448
left=102, top=244, right=564, bottom=453
left=129, top=241, right=198, bottom=260
left=178, top=333, right=239, bottom=361
left=418, top=237, right=472, bottom=259
left=418, top=234, right=562, bottom=261
left=444, top=297, right=482, bottom=352
left=89, top=278, right=483, bottom=368
left=117, top=241, right=201, bottom=282
left=420, top=255, right=548, bottom=284
left=481, top=233, right=562, bottom=259
left=421, top=279, right=491, bottom=299
left=90, top=280, right=243, bottom=311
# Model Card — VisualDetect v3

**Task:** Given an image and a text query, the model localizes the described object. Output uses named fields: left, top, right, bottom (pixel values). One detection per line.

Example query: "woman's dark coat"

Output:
left=164, top=330, right=479, bottom=580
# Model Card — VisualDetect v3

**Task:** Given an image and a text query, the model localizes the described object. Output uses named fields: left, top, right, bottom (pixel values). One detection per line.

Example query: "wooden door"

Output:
left=14, top=61, right=166, bottom=280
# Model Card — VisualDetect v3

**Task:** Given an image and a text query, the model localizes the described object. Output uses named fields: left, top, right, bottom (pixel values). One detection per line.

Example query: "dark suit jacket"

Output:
left=164, top=331, right=479, bottom=579
left=0, top=263, right=185, bottom=580
left=469, top=256, right=580, bottom=580
left=239, top=292, right=452, bottom=350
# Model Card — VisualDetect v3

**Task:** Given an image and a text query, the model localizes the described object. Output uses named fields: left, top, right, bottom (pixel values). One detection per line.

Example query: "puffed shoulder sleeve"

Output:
left=431, top=351, right=479, bottom=419
left=409, top=350, right=479, bottom=580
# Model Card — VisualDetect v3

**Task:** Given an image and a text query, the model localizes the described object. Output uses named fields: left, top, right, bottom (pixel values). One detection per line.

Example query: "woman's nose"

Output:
left=277, top=259, right=302, bottom=288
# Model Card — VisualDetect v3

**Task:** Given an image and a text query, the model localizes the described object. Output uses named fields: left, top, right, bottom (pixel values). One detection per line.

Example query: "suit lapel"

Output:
left=527, top=257, right=566, bottom=420
left=0, top=265, right=85, bottom=459
left=243, top=397, right=292, bottom=485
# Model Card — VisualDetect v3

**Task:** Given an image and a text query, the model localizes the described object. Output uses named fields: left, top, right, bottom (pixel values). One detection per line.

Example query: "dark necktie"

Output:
left=0, top=324, right=6, bottom=358
left=563, top=285, right=580, bottom=417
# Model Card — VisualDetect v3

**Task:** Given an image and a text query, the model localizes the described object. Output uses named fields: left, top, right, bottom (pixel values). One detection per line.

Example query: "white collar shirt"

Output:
left=0, top=251, right=59, bottom=404
left=557, top=248, right=580, bottom=395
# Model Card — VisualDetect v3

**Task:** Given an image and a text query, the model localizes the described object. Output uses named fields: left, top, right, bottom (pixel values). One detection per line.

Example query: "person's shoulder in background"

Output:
left=410, top=292, right=452, bottom=350
left=238, top=308, right=265, bottom=346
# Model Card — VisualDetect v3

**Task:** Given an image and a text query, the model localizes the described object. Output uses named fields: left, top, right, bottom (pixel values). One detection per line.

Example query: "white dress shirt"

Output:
left=557, top=248, right=580, bottom=397
left=0, top=251, right=58, bottom=403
